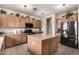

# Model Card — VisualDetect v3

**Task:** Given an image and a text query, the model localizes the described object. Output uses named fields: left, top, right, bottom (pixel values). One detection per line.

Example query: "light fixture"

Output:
left=24, top=5, right=27, bottom=8
left=42, top=12, right=44, bottom=15
left=33, top=8, right=37, bottom=11
left=23, top=4, right=33, bottom=11
left=62, top=4, right=66, bottom=6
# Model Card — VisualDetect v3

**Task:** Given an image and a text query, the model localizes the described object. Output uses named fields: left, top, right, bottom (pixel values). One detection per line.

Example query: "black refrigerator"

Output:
left=60, top=20, right=78, bottom=48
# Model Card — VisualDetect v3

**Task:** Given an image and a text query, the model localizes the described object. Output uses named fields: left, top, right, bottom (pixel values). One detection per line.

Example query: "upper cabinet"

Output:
left=0, top=14, right=9, bottom=28
left=25, top=16, right=30, bottom=23
left=0, top=15, right=4, bottom=27
left=32, top=19, right=37, bottom=28
left=8, top=16, right=15, bottom=27
left=20, top=18, right=26, bottom=27
left=14, top=17, right=21, bottom=27
left=0, top=14, right=42, bottom=28
left=36, top=20, right=42, bottom=28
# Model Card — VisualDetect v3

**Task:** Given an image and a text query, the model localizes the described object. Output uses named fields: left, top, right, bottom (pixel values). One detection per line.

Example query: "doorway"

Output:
left=46, top=17, right=52, bottom=35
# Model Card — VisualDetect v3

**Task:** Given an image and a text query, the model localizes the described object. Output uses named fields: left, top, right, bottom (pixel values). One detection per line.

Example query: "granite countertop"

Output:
left=28, top=33, right=58, bottom=40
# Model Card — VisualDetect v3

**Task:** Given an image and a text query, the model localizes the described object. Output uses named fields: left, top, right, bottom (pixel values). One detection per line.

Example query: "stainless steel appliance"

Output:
left=60, top=20, right=78, bottom=48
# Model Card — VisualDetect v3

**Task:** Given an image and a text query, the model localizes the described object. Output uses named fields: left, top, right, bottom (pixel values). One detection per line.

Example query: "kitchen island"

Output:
left=27, top=33, right=59, bottom=55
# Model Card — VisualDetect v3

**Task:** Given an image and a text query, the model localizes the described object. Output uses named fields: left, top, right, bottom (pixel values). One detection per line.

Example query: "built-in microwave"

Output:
left=25, top=23, right=33, bottom=28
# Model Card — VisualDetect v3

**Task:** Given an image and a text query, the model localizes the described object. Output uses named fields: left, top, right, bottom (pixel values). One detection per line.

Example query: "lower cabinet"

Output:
left=49, top=37, right=59, bottom=54
left=42, top=39, right=49, bottom=55
left=5, top=36, right=14, bottom=48
left=27, top=35, right=59, bottom=55
left=4, top=34, right=27, bottom=48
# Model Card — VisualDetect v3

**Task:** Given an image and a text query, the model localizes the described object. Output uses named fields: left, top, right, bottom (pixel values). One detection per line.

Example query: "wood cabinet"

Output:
left=49, top=37, right=59, bottom=54
left=0, top=15, right=9, bottom=27
left=8, top=16, right=15, bottom=27
left=42, top=39, right=49, bottom=54
left=4, top=34, right=27, bottom=48
left=0, top=15, right=3, bottom=27
left=32, top=20, right=37, bottom=28
left=0, top=14, right=42, bottom=28
left=13, top=35, right=21, bottom=45
left=29, top=18, right=33, bottom=23
left=39, top=20, right=42, bottom=28
left=32, top=20, right=42, bottom=28
left=25, top=17, right=30, bottom=23
left=5, top=35, right=14, bottom=48
left=36, top=20, right=42, bottom=28
left=0, top=15, right=15, bottom=28
left=27, top=35, right=59, bottom=55
left=20, top=18, right=26, bottom=27
left=14, top=17, right=21, bottom=27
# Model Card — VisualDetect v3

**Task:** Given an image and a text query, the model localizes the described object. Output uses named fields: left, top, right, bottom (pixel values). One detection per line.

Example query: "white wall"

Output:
left=41, top=17, right=47, bottom=34
left=51, top=14, right=56, bottom=35
left=41, top=14, right=56, bottom=35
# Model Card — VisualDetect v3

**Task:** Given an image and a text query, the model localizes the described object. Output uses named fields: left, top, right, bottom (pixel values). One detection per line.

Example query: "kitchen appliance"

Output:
left=60, top=20, right=78, bottom=48
left=25, top=23, right=33, bottom=28
left=24, top=23, right=33, bottom=35
left=24, top=23, right=39, bottom=35
left=24, top=23, right=43, bottom=35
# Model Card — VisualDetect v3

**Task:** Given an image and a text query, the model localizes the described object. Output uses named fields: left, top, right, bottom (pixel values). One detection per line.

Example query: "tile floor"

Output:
left=0, top=43, right=79, bottom=55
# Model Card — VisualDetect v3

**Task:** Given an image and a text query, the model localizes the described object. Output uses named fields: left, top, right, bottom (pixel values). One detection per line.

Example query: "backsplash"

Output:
left=0, top=28, right=41, bottom=34
left=0, top=28, right=25, bottom=34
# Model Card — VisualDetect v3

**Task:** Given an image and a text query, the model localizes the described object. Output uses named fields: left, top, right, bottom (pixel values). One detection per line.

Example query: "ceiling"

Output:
left=0, top=4, right=78, bottom=17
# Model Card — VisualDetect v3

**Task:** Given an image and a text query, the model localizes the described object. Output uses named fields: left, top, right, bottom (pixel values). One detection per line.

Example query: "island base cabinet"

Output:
left=49, top=37, right=59, bottom=55
left=27, top=36, right=59, bottom=55
left=27, top=37, right=42, bottom=55
left=4, top=34, right=27, bottom=48
left=42, top=39, right=49, bottom=55
left=4, top=36, right=14, bottom=48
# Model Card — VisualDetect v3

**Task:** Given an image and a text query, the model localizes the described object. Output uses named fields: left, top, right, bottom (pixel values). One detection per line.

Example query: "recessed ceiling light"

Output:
left=33, top=8, right=37, bottom=11
left=23, top=4, right=33, bottom=11
left=42, top=12, right=44, bottom=15
left=62, top=4, right=66, bottom=6
left=24, top=5, right=27, bottom=8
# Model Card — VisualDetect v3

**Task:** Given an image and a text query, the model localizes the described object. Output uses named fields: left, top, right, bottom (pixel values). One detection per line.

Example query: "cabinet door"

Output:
left=13, top=35, right=21, bottom=45
left=14, top=17, right=21, bottom=27
left=29, top=18, right=33, bottom=23
left=0, top=15, right=15, bottom=28
left=5, top=36, right=14, bottom=48
left=0, top=15, right=3, bottom=27
left=25, top=18, right=30, bottom=23
left=36, top=20, right=39, bottom=28
left=49, top=37, right=59, bottom=54
left=20, top=18, right=26, bottom=27
left=2, top=15, right=8, bottom=28
left=33, top=20, right=37, bottom=28
left=38, top=20, right=42, bottom=28
left=42, top=39, right=49, bottom=55
left=8, top=16, right=15, bottom=27
left=20, top=35, right=27, bottom=43
left=36, top=20, right=42, bottom=28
